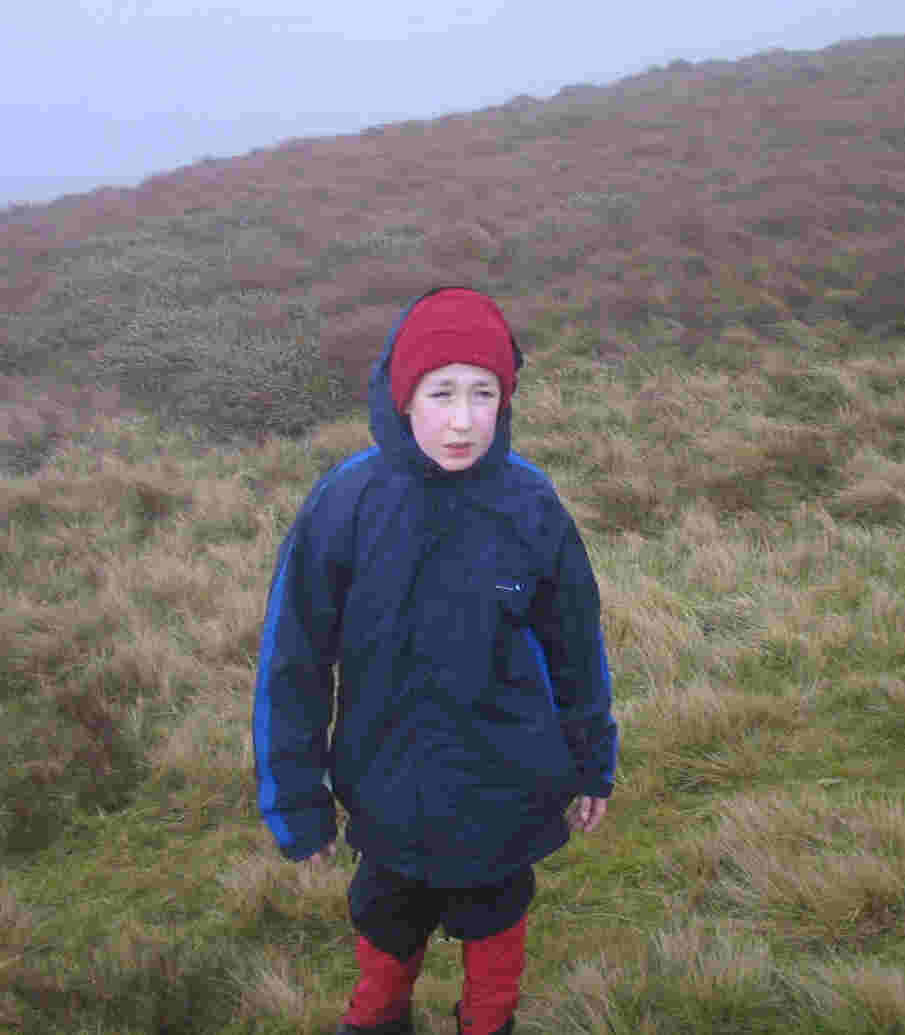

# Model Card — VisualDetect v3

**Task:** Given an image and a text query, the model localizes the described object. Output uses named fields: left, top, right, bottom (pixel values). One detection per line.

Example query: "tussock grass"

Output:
left=832, top=448, right=905, bottom=524
left=3, top=332, right=905, bottom=1031
left=669, top=789, right=905, bottom=947
left=0, top=876, right=38, bottom=1022
left=625, top=681, right=803, bottom=796
left=802, top=958, right=905, bottom=1033
left=236, top=949, right=307, bottom=1023
left=307, top=416, right=375, bottom=474
left=528, top=913, right=783, bottom=1035
left=535, top=911, right=905, bottom=1035
left=516, top=333, right=905, bottom=536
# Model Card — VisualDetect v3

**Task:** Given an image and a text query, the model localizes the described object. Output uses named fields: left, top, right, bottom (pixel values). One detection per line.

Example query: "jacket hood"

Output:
left=368, top=287, right=524, bottom=481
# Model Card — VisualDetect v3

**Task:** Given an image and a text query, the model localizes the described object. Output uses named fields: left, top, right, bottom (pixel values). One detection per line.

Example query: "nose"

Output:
left=449, top=396, right=473, bottom=430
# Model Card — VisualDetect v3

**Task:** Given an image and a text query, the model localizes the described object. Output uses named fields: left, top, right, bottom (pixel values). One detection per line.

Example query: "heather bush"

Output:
left=4, top=35, right=904, bottom=422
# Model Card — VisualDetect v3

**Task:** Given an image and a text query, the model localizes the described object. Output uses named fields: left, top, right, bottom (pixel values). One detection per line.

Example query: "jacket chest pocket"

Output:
left=486, top=572, right=558, bottom=717
left=491, top=573, right=549, bottom=689
left=492, top=574, right=538, bottom=625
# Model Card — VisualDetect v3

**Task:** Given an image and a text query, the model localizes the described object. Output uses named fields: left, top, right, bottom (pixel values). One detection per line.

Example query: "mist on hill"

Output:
left=4, top=0, right=904, bottom=206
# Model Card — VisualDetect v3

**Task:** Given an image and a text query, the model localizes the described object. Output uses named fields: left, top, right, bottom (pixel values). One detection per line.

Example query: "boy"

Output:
left=253, top=287, right=618, bottom=1035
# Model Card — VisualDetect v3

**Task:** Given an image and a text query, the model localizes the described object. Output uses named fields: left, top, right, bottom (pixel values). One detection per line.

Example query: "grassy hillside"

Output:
left=2, top=36, right=905, bottom=466
left=2, top=322, right=904, bottom=1032
left=2, top=31, right=905, bottom=1035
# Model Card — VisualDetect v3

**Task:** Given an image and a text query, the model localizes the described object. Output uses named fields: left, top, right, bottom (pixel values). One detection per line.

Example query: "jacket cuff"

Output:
left=561, top=718, right=616, bottom=799
left=275, top=807, right=338, bottom=862
left=573, top=772, right=614, bottom=799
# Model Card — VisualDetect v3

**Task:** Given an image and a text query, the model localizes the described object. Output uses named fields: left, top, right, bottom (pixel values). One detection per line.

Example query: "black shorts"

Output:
left=348, top=858, right=535, bottom=962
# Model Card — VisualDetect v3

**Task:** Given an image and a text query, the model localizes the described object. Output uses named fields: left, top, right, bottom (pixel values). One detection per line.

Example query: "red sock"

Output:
left=460, top=915, right=526, bottom=1035
left=341, top=936, right=426, bottom=1027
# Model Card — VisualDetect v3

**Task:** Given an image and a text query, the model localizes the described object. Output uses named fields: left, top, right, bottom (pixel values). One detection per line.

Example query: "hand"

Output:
left=306, top=841, right=337, bottom=867
left=567, top=796, right=608, bottom=833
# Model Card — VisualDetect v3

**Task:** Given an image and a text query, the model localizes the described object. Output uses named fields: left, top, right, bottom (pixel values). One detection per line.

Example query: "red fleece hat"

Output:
left=390, top=289, right=517, bottom=414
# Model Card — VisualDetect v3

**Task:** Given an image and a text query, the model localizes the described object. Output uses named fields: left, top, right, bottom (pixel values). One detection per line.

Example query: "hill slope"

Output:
left=2, top=33, right=904, bottom=1035
left=2, top=34, right=905, bottom=462
left=2, top=313, right=904, bottom=1034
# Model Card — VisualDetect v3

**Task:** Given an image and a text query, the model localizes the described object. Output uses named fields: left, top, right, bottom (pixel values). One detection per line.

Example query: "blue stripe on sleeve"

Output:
left=507, top=450, right=554, bottom=486
left=302, top=446, right=380, bottom=515
left=254, top=544, right=295, bottom=846
left=596, top=626, right=618, bottom=783
left=253, top=446, right=377, bottom=850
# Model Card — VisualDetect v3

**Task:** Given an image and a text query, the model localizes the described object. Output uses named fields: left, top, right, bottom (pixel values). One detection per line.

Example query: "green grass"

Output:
left=2, top=327, right=905, bottom=1032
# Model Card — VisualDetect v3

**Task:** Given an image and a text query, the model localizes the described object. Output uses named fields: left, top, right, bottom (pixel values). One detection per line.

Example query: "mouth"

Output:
left=445, top=443, right=472, bottom=452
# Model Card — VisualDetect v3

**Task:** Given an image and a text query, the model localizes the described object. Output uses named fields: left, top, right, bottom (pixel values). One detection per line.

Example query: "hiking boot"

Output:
left=454, top=1000, right=514, bottom=1035
left=335, top=1007, right=414, bottom=1034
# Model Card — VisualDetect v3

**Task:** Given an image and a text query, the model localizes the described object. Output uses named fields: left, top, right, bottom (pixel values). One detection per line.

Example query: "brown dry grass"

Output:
left=804, top=958, right=905, bottom=1030
left=669, top=789, right=905, bottom=947
left=3, top=279, right=905, bottom=1030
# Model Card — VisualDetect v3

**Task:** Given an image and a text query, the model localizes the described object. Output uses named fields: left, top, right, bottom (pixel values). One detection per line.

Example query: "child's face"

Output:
left=405, top=363, right=501, bottom=471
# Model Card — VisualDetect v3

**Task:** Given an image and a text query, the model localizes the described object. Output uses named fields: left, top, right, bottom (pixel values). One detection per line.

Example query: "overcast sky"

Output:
left=2, top=0, right=903, bottom=207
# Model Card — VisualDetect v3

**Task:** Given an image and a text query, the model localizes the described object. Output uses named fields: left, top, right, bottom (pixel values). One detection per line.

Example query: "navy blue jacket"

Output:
left=253, top=289, right=618, bottom=887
